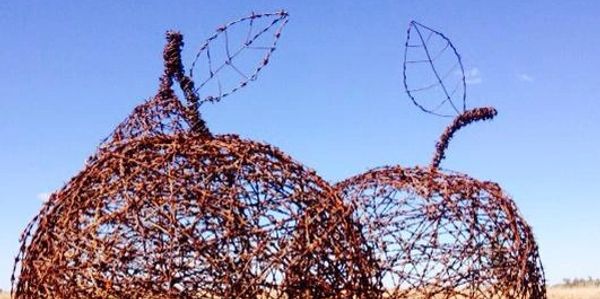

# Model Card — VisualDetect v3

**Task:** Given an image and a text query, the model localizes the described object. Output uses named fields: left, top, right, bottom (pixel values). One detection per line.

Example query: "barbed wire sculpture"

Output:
left=336, top=21, right=546, bottom=298
left=11, top=11, right=380, bottom=298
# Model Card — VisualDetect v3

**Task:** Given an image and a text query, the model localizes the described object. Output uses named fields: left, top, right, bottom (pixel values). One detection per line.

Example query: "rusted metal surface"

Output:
left=11, top=12, right=379, bottom=298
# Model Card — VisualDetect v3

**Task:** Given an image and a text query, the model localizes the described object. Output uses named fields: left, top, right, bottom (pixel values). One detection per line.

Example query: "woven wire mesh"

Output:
left=336, top=166, right=546, bottom=298
left=11, top=12, right=379, bottom=298
left=13, top=133, right=377, bottom=298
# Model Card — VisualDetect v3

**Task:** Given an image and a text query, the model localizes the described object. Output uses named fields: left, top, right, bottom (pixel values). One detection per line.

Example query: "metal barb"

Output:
left=162, top=31, right=211, bottom=136
left=430, top=107, right=498, bottom=169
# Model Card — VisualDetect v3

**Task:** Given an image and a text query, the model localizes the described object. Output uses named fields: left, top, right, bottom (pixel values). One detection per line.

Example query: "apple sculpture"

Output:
left=336, top=108, right=545, bottom=298
left=335, top=22, right=546, bottom=298
left=12, top=12, right=377, bottom=298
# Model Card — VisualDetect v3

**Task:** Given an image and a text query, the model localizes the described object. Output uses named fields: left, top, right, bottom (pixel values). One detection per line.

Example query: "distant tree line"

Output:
left=556, top=277, right=600, bottom=287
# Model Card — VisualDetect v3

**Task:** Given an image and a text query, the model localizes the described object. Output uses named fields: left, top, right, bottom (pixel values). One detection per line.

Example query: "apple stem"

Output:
left=430, top=107, right=497, bottom=169
left=160, top=31, right=212, bottom=137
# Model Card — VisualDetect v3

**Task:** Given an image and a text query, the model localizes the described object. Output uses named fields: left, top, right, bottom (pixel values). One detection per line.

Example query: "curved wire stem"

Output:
left=431, top=107, right=497, bottom=169
left=161, top=31, right=211, bottom=136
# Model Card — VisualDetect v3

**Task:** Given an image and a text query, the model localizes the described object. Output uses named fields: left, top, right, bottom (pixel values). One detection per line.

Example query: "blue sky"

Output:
left=1, top=1, right=599, bottom=290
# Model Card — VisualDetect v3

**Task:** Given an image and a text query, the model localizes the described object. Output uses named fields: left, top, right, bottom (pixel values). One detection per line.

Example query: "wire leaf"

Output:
left=190, top=11, right=289, bottom=105
left=403, top=21, right=466, bottom=117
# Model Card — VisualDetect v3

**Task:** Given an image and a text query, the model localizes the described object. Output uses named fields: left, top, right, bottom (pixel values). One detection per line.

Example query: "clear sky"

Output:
left=1, top=0, right=599, bottom=290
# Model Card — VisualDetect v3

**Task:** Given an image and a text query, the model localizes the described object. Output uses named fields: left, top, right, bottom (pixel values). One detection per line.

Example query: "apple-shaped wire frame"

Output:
left=12, top=15, right=379, bottom=298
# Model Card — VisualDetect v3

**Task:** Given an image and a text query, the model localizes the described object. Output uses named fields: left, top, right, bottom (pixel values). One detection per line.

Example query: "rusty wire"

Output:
left=11, top=11, right=379, bottom=298
left=431, top=107, right=497, bottom=169
left=333, top=20, right=546, bottom=298
left=11, top=13, right=547, bottom=299
left=336, top=165, right=546, bottom=298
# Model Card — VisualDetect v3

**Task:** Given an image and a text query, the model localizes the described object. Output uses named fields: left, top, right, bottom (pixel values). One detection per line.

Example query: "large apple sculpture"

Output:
left=11, top=12, right=378, bottom=298
left=335, top=22, right=546, bottom=298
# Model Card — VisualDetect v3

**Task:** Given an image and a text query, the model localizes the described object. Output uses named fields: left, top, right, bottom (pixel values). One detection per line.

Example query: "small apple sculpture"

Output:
left=337, top=108, right=545, bottom=298
left=12, top=12, right=377, bottom=298
left=335, top=22, right=546, bottom=298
